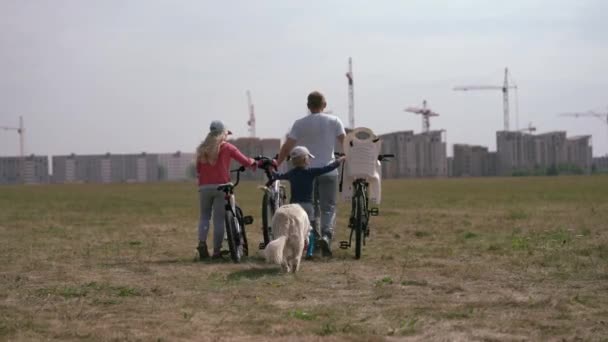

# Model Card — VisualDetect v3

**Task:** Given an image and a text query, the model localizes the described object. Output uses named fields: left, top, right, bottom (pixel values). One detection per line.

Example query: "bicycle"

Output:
left=254, top=156, right=287, bottom=250
left=337, top=152, right=394, bottom=259
left=217, top=166, right=254, bottom=263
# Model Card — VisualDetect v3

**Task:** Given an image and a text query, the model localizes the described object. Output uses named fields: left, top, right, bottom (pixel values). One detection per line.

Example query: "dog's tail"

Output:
left=263, top=236, right=287, bottom=265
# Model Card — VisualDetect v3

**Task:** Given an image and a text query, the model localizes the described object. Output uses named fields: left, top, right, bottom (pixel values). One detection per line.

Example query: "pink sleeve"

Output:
left=225, top=143, right=254, bottom=167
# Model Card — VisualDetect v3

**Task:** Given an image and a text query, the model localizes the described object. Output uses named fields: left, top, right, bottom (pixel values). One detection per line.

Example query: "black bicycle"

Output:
left=217, top=166, right=254, bottom=263
left=337, top=153, right=394, bottom=259
left=254, top=156, right=287, bottom=249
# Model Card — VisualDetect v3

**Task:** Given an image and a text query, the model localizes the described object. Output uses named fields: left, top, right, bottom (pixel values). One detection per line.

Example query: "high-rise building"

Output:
left=228, top=138, right=281, bottom=181
left=158, top=151, right=196, bottom=181
left=52, top=153, right=159, bottom=183
left=0, top=155, right=49, bottom=185
left=496, top=131, right=593, bottom=175
left=453, top=144, right=492, bottom=177
left=593, top=156, right=608, bottom=172
left=378, top=130, right=447, bottom=178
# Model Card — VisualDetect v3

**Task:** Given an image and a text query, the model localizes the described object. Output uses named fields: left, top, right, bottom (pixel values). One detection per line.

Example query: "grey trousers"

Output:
left=313, top=174, right=338, bottom=239
left=198, top=185, right=226, bottom=253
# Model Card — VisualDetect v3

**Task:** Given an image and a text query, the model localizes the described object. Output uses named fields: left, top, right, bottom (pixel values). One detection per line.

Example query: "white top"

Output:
left=288, top=113, right=346, bottom=175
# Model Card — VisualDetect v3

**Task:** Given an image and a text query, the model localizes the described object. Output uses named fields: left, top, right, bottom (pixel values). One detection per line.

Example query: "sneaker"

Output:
left=318, top=236, right=332, bottom=257
left=211, top=250, right=228, bottom=261
left=197, top=243, right=209, bottom=261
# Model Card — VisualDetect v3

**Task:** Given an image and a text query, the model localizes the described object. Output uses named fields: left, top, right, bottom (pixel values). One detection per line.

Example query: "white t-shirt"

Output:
left=288, top=113, right=346, bottom=175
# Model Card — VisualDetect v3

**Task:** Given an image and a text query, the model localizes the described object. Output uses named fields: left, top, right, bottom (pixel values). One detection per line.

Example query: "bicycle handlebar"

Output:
left=254, top=155, right=278, bottom=187
left=334, top=152, right=395, bottom=161
left=228, top=166, right=246, bottom=189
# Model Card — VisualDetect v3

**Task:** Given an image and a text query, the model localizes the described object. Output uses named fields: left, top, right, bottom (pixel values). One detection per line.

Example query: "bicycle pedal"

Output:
left=339, top=241, right=349, bottom=249
left=258, top=242, right=265, bottom=250
left=369, top=208, right=379, bottom=216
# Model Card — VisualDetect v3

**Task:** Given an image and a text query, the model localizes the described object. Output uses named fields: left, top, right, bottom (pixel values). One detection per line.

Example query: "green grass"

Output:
left=1, top=176, right=608, bottom=340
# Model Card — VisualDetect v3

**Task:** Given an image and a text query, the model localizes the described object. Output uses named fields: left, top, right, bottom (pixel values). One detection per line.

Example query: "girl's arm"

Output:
left=226, top=143, right=255, bottom=168
left=309, top=158, right=344, bottom=177
left=271, top=170, right=291, bottom=181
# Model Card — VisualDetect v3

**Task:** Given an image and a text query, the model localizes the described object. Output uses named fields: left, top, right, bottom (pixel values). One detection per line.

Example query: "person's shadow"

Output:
left=226, top=265, right=281, bottom=281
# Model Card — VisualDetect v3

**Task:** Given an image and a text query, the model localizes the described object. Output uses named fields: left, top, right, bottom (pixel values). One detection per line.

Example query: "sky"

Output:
left=1, top=0, right=607, bottom=158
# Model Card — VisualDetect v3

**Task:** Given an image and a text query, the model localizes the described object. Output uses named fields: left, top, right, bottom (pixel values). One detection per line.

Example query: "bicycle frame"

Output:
left=217, top=166, right=253, bottom=261
left=337, top=152, right=393, bottom=258
left=255, top=156, right=286, bottom=249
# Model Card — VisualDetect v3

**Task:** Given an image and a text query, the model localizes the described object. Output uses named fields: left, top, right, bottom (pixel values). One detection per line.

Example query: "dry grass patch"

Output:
left=1, top=176, right=607, bottom=340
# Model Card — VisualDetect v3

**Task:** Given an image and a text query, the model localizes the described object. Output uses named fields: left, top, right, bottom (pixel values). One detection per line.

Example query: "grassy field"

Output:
left=1, top=176, right=608, bottom=341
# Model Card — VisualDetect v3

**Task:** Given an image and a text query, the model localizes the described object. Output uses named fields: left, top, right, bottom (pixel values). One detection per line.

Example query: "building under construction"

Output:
left=379, top=130, right=447, bottom=178
left=452, top=144, right=496, bottom=177
left=448, top=131, right=593, bottom=177
left=495, top=131, right=592, bottom=175
left=593, top=156, right=608, bottom=172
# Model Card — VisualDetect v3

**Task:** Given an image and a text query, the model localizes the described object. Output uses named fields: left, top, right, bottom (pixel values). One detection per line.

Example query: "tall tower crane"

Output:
left=346, top=57, right=355, bottom=129
left=246, top=90, right=256, bottom=138
left=559, top=108, right=608, bottom=154
left=1, top=116, right=25, bottom=183
left=453, top=67, right=518, bottom=131
left=404, top=100, right=440, bottom=133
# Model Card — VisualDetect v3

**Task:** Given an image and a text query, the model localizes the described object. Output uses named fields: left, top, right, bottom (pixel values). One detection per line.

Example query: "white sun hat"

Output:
left=290, top=146, right=315, bottom=159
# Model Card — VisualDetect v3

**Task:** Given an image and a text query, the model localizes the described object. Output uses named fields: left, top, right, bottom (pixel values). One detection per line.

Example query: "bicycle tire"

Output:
left=261, top=192, right=273, bottom=247
left=279, top=186, right=287, bottom=206
left=235, top=206, right=249, bottom=257
left=224, top=210, right=241, bottom=263
left=355, top=187, right=364, bottom=260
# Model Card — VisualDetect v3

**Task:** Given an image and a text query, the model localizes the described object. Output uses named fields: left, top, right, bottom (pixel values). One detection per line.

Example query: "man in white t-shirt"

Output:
left=277, top=91, right=346, bottom=257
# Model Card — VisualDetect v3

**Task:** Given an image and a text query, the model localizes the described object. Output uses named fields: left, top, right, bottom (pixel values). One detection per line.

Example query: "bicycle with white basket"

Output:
left=337, top=127, right=394, bottom=259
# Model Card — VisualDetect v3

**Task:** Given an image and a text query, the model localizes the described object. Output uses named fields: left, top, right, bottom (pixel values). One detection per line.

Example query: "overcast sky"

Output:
left=1, top=0, right=607, bottom=158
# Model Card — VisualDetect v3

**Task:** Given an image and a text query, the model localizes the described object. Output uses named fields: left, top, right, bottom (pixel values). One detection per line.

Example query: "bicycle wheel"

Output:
left=354, top=189, right=364, bottom=260
left=224, top=210, right=242, bottom=263
left=279, top=185, right=287, bottom=206
left=261, top=192, right=273, bottom=247
left=236, top=206, right=249, bottom=257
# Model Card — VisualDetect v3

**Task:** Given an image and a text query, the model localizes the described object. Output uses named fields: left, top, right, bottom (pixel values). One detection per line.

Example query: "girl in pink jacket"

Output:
left=195, top=121, right=255, bottom=260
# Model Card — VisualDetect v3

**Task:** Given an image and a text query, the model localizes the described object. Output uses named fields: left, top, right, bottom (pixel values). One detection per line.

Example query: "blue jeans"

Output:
left=313, top=174, right=338, bottom=239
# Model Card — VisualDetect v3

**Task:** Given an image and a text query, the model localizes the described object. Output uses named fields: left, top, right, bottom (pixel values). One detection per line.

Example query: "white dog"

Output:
left=262, top=204, right=310, bottom=273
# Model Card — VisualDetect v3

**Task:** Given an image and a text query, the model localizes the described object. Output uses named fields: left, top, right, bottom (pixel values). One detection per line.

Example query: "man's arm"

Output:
left=277, top=137, right=296, bottom=167
left=337, top=134, right=345, bottom=146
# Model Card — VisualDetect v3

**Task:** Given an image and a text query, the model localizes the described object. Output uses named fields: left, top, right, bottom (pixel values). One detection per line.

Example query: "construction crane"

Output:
left=0, top=116, right=25, bottom=183
left=404, top=100, right=439, bottom=133
left=345, top=57, right=355, bottom=129
left=516, top=122, right=536, bottom=133
left=559, top=108, right=608, bottom=154
left=246, top=90, right=256, bottom=138
left=454, top=67, right=518, bottom=131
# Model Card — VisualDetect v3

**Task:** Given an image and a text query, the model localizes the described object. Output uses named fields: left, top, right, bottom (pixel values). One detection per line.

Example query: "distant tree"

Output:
left=546, top=165, right=559, bottom=176
left=157, top=166, right=167, bottom=180
left=187, top=163, right=197, bottom=179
